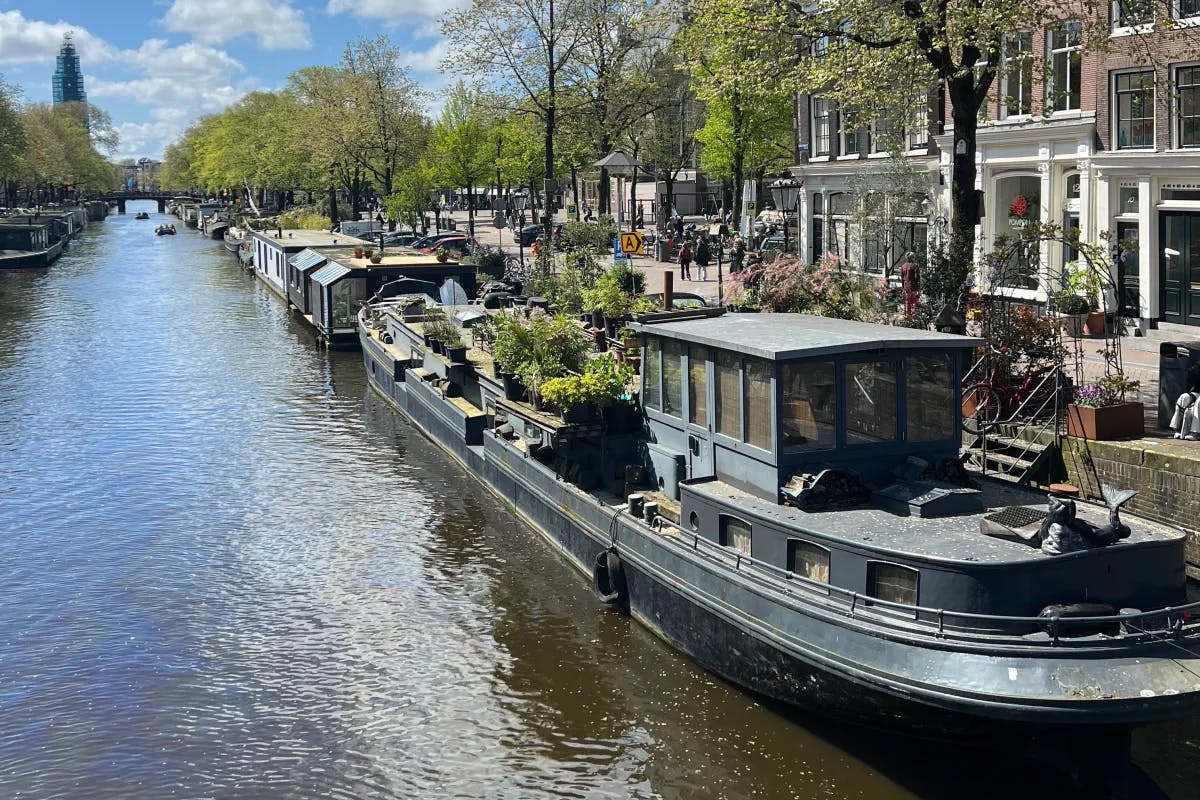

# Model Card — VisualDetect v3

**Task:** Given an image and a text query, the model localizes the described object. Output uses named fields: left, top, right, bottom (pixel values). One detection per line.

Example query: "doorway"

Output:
left=1161, top=211, right=1200, bottom=326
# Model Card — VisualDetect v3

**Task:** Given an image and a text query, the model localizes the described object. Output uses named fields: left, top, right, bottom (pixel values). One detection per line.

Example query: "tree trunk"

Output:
left=542, top=0, right=556, bottom=239
left=599, top=166, right=610, bottom=216
left=945, top=76, right=981, bottom=310
left=732, top=151, right=745, bottom=236
left=570, top=164, right=579, bottom=221
left=467, top=180, right=475, bottom=235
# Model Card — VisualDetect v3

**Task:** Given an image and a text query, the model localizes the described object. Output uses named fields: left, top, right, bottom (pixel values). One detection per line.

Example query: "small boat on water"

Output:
left=155, top=224, right=176, bottom=236
left=134, top=212, right=150, bottom=220
left=358, top=301, right=1200, bottom=794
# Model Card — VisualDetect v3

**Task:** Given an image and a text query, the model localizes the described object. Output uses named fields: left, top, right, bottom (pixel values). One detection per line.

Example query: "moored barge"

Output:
left=358, top=300, right=1200, bottom=790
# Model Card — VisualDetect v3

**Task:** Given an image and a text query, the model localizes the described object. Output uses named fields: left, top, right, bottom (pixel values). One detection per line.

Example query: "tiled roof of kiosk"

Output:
left=628, top=313, right=983, bottom=360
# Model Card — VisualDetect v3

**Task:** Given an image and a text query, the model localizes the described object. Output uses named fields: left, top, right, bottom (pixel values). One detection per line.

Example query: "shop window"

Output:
left=743, top=358, right=773, bottom=451
left=688, top=345, right=708, bottom=426
left=868, top=562, right=919, bottom=606
left=1047, top=22, right=1082, bottom=112
left=720, top=516, right=752, bottom=556
left=788, top=540, right=830, bottom=583
left=905, top=354, right=956, bottom=441
left=996, top=174, right=1041, bottom=289
left=715, top=350, right=741, bottom=438
left=1115, top=71, right=1155, bottom=149
left=781, top=361, right=836, bottom=451
left=663, top=338, right=683, bottom=417
left=846, top=361, right=898, bottom=444
left=643, top=337, right=661, bottom=411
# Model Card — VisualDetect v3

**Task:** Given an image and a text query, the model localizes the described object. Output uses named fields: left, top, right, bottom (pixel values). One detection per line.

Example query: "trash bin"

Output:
left=656, top=240, right=671, bottom=263
left=445, top=218, right=457, bottom=231
left=1157, top=341, right=1200, bottom=428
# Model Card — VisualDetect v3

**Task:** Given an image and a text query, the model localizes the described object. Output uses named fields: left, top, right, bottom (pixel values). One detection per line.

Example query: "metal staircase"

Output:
left=961, top=362, right=1065, bottom=486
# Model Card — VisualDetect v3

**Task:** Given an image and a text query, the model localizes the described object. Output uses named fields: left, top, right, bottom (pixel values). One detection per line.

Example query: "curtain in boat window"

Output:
left=715, top=350, right=741, bottom=438
left=643, top=337, right=661, bottom=410
left=781, top=361, right=836, bottom=451
left=688, top=345, right=708, bottom=426
left=743, top=358, right=773, bottom=451
left=663, top=339, right=683, bottom=417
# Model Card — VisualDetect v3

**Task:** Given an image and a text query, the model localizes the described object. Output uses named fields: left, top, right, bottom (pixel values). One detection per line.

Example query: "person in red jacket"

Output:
left=678, top=241, right=693, bottom=281
left=900, top=253, right=920, bottom=318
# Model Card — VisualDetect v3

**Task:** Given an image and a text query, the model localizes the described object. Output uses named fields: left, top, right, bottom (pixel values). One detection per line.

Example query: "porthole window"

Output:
left=788, top=540, right=830, bottom=583
left=868, top=562, right=919, bottom=606
left=689, top=511, right=700, bottom=531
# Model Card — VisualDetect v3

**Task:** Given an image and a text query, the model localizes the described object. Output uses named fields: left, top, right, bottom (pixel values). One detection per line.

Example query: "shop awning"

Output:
left=311, top=262, right=352, bottom=286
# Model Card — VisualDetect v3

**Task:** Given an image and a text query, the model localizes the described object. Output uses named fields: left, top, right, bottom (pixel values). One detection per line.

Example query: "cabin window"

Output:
left=715, top=350, right=742, bottom=438
left=845, top=361, right=898, bottom=444
left=663, top=339, right=684, bottom=417
left=868, top=562, right=919, bottom=606
left=788, top=540, right=830, bottom=583
left=719, top=515, right=752, bottom=555
left=688, top=345, right=708, bottom=426
left=643, top=337, right=661, bottom=410
left=744, top=358, right=773, bottom=451
left=906, top=354, right=956, bottom=441
left=781, top=361, right=836, bottom=451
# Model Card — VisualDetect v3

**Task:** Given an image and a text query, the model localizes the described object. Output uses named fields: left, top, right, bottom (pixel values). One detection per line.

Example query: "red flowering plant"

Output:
left=726, top=253, right=882, bottom=320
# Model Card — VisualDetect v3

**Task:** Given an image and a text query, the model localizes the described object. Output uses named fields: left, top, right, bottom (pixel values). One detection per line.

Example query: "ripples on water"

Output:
left=0, top=205, right=1195, bottom=800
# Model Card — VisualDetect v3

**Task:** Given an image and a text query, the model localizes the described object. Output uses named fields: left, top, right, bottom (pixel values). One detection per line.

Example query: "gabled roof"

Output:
left=311, top=262, right=352, bottom=286
left=288, top=249, right=327, bottom=272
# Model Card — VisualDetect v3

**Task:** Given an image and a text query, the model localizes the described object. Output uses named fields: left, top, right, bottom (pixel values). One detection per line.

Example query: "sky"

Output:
left=0, top=0, right=464, bottom=161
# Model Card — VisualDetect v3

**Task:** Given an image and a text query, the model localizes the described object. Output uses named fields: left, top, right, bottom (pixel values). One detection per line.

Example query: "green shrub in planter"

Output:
left=1049, top=291, right=1090, bottom=315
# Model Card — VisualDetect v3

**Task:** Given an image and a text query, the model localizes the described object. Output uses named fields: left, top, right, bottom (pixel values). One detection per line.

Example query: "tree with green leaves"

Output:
left=443, top=0, right=594, bottom=236
left=427, top=83, right=494, bottom=235
left=0, top=75, right=26, bottom=206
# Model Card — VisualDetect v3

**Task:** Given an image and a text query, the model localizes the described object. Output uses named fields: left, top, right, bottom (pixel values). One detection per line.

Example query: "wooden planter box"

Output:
left=1065, top=402, right=1144, bottom=440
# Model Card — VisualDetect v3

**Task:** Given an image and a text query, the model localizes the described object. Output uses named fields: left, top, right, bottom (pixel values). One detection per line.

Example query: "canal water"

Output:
left=0, top=202, right=1196, bottom=800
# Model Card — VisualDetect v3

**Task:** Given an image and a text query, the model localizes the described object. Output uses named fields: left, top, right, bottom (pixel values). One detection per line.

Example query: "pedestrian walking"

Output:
left=730, top=235, right=746, bottom=273
left=695, top=236, right=711, bottom=281
left=673, top=215, right=684, bottom=240
left=900, top=253, right=920, bottom=319
left=679, top=241, right=693, bottom=281
left=635, top=208, right=644, bottom=229
left=583, top=201, right=592, bottom=222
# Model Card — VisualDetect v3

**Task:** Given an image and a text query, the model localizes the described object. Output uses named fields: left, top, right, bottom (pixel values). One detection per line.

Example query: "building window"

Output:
left=811, top=35, right=830, bottom=59
left=906, top=355, right=956, bottom=441
left=839, top=107, right=860, bottom=155
left=744, top=357, right=773, bottom=451
left=1115, top=72, right=1155, bottom=148
left=715, top=350, right=741, bottom=438
left=1179, top=67, right=1200, bottom=147
left=906, top=93, right=930, bottom=149
left=643, top=337, right=661, bottom=411
left=868, top=562, right=919, bottom=606
left=1002, top=31, right=1033, bottom=118
left=846, top=361, right=898, bottom=444
left=781, top=361, right=836, bottom=451
left=719, top=515, right=752, bottom=556
left=662, top=338, right=683, bottom=417
left=688, top=345, right=708, bottom=426
left=1183, top=0, right=1200, bottom=18
left=870, top=114, right=890, bottom=153
left=1047, top=21, right=1082, bottom=112
left=788, top=540, right=830, bottom=583
left=1113, top=0, right=1153, bottom=28
left=812, top=98, right=831, bottom=156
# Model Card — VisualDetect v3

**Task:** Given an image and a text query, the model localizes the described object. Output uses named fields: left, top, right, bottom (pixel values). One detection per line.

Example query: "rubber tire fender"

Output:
left=593, top=548, right=628, bottom=606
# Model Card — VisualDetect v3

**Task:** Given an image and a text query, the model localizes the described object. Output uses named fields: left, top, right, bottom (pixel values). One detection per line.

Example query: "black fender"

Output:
left=593, top=548, right=628, bottom=607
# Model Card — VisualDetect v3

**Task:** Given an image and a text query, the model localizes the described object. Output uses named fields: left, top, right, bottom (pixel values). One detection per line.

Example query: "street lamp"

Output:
left=328, top=161, right=340, bottom=230
left=595, top=151, right=644, bottom=234
left=769, top=176, right=801, bottom=254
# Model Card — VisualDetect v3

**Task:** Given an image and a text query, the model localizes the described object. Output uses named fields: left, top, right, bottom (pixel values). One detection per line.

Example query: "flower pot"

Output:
left=431, top=339, right=444, bottom=355
left=447, top=345, right=467, bottom=363
left=1057, top=312, right=1086, bottom=338
left=370, top=254, right=382, bottom=264
left=562, top=402, right=596, bottom=424
left=354, top=248, right=364, bottom=259
left=423, top=334, right=434, bottom=347
left=502, top=373, right=526, bottom=401
left=1066, top=402, right=1144, bottom=440
left=1085, top=310, right=1105, bottom=335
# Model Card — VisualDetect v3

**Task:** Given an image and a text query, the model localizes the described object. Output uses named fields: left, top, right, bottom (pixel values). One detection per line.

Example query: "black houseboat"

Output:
left=358, top=302, right=1200, bottom=788
left=0, top=220, right=64, bottom=268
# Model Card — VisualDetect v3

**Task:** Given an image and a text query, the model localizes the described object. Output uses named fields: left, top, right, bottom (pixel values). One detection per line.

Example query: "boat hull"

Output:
left=358, top=324, right=1200, bottom=739
left=0, top=240, right=64, bottom=269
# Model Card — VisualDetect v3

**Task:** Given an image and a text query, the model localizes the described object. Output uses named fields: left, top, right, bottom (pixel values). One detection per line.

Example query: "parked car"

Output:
left=381, top=231, right=419, bottom=247
left=419, top=236, right=477, bottom=258
left=756, top=235, right=787, bottom=253
left=518, top=224, right=546, bottom=247
left=405, top=232, right=471, bottom=252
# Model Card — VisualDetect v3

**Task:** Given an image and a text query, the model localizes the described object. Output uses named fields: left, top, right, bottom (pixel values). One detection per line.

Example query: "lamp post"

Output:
left=595, top=151, right=644, bottom=235
left=328, top=162, right=340, bottom=231
left=769, top=176, right=800, bottom=254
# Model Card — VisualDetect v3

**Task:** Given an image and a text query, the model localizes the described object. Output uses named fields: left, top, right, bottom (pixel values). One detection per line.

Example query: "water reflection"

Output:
left=0, top=203, right=1194, bottom=799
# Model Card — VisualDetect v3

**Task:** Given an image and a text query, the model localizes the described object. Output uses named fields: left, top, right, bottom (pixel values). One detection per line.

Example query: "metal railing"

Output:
left=645, top=515, right=1200, bottom=648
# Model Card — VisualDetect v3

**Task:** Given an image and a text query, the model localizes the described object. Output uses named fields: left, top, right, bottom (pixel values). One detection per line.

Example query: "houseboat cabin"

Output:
left=249, top=230, right=369, bottom=301
left=629, top=313, right=1187, bottom=619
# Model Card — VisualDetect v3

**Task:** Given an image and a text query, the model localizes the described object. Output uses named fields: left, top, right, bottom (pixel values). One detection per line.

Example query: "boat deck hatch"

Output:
left=985, top=506, right=1048, bottom=529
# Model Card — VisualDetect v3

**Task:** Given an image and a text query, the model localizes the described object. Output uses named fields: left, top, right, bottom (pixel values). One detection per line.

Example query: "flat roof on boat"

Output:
left=628, top=313, right=983, bottom=360
left=250, top=229, right=370, bottom=249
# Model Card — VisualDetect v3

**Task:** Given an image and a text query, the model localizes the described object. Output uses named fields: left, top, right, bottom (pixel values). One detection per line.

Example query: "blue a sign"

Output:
left=613, top=237, right=630, bottom=262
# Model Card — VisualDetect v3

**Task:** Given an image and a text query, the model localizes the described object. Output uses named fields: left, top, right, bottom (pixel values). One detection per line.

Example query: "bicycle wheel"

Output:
left=962, top=384, right=1003, bottom=434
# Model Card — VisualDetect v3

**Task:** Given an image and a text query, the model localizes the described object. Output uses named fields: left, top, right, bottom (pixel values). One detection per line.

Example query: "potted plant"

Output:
left=444, top=330, right=468, bottom=363
left=354, top=246, right=364, bottom=259
left=364, top=248, right=375, bottom=260
left=370, top=253, right=383, bottom=264
left=492, top=309, right=589, bottom=407
left=1066, top=375, right=1144, bottom=440
left=581, top=271, right=632, bottom=334
left=1048, top=290, right=1090, bottom=337
left=435, top=247, right=450, bottom=263
left=540, top=353, right=635, bottom=423
left=1065, top=260, right=1108, bottom=335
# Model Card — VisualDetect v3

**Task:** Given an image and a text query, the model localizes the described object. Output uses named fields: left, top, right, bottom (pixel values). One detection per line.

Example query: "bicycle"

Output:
left=961, top=348, right=1061, bottom=434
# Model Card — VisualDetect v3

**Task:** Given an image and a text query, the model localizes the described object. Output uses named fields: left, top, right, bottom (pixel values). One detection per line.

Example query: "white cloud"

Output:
left=162, top=0, right=311, bottom=50
left=397, top=41, right=448, bottom=73
left=325, top=0, right=466, bottom=22
left=0, top=10, right=116, bottom=64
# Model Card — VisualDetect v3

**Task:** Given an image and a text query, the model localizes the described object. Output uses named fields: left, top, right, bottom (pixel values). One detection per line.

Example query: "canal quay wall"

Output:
left=1058, top=436, right=1200, bottom=572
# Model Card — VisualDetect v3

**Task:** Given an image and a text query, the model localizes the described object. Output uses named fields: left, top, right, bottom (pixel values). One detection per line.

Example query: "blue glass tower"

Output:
left=51, top=33, right=87, bottom=106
